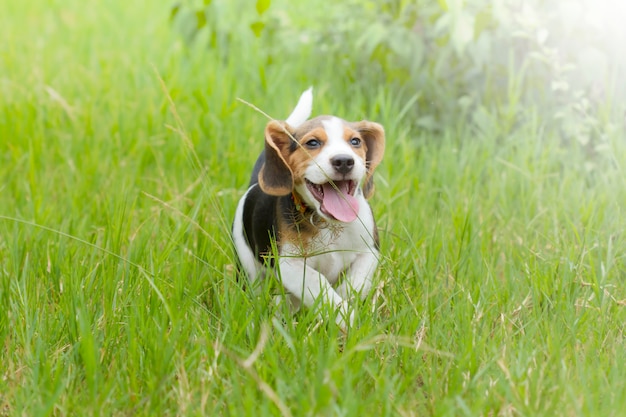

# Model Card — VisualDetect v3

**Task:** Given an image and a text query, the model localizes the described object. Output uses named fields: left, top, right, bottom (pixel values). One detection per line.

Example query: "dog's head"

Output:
left=258, top=90, right=385, bottom=223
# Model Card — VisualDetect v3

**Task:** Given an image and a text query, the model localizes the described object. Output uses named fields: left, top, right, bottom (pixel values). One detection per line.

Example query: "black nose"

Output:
left=331, top=154, right=355, bottom=175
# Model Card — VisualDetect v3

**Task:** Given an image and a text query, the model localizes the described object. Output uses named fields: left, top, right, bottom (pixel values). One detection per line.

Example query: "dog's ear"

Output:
left=258, top=120, right=295, bottom=196
left=352, top=121, right=385, bottom=199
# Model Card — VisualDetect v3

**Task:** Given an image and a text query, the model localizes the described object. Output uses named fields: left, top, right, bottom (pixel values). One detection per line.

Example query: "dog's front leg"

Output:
left=336, top=251, right=379, bottom=301
left=278, top=257, right=353, bottom=330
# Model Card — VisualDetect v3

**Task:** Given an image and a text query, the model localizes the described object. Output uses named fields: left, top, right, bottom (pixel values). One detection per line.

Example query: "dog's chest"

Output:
left=282, top=213, right=376, bottom=284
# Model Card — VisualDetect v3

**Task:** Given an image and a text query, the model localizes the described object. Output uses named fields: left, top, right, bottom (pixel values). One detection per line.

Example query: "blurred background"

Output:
left=173, top=0, right=626, bottom=147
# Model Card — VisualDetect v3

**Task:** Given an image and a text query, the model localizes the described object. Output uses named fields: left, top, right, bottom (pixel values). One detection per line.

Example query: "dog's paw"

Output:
left=273, top=294, right=301, bottom=314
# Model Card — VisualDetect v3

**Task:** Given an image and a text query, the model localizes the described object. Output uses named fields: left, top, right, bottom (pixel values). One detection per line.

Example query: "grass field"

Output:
left=2, top=1, right=626, bottom=416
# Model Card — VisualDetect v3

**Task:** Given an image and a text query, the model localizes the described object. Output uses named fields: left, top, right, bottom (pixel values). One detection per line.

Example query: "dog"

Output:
left=232, top=88, right=385, bottom=330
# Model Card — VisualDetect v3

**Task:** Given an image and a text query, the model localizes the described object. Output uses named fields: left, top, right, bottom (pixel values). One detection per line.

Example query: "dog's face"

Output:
left=259, top=115, right=385, bottom=223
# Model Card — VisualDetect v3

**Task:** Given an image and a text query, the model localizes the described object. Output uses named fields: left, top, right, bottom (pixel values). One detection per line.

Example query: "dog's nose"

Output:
left=331, top=154, right=355, bottom=175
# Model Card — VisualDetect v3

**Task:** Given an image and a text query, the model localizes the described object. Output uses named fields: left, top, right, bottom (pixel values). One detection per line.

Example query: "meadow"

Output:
left=2, top=0, right=626, bottom=415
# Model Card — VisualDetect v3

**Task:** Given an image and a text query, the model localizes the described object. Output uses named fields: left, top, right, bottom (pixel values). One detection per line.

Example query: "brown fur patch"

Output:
left=259, top=121, right=295, bottom=196
left=277, top=203, right=324, bottom=257
left=349, top=121, right=385, bottom=198
left=341, top=125, right=368, bottom=162
left=287, top=126, right=327, bottom=183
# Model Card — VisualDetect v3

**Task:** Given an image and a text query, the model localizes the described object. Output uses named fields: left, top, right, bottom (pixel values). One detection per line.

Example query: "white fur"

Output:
left=321, top=117, right=344, bottom=144
left=285, top=87, right=313, bottom=128
left=232, top=185, right=262, bottom=281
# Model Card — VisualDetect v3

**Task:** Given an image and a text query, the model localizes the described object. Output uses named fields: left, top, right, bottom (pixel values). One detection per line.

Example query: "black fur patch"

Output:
left=242, top=184, right=282, bottom=265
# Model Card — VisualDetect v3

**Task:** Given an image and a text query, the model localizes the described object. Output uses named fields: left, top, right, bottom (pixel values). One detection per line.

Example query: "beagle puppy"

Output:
left=232, top=88, right=385, bottom=330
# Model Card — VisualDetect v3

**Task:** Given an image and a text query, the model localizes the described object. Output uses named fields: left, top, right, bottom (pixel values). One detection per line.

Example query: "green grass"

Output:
left=2, top=1, right=626, bottom=416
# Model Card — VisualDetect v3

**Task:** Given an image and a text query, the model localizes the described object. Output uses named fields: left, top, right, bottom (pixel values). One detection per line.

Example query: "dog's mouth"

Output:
left=305, top=179, right=359, bottom=222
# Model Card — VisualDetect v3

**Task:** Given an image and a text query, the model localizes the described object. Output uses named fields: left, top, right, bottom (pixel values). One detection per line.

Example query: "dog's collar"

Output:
left=291, top=192, right=307, bottom=214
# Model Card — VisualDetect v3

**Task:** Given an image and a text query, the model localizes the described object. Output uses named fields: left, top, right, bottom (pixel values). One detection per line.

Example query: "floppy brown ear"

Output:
left=352, top=121, right=385, bottom=198
left=258, top=120, right=295, bottom=196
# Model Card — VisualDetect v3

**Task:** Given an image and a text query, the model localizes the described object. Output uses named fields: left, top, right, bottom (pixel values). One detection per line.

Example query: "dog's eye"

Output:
left=305, top=138, right=321, bottom=149
left=349, top=137, right=362, bottom=147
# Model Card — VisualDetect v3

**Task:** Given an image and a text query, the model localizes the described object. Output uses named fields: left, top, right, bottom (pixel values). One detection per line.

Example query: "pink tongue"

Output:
left=321, top=182, right=359, bottom=222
